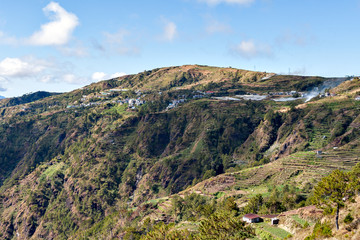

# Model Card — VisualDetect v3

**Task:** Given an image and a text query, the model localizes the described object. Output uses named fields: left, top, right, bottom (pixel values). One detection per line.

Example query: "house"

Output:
left=243, top=214, right=262, bottom=223
left=272, top=218, right=279, bottom=225
left=261, top=214, right=279, bottom=225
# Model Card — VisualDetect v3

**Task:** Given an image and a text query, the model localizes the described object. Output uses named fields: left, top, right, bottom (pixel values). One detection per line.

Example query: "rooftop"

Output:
left=244, top=213, right=260, bottom=219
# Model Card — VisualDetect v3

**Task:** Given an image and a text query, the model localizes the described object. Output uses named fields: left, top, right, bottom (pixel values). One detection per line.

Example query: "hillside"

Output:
left=0, top=91, right=61, bottom=108
left=0, top=65, right=359, bottom=239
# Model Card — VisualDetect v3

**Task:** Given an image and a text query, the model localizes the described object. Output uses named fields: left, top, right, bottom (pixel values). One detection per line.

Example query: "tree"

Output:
left=243, top=194, right=263, bottom=214
left=195, top=211, right=254, bottom=240
left=312, top=169, right=354, bottom=230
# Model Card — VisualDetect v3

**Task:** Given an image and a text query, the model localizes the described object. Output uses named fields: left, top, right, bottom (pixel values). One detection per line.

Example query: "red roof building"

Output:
left=243, top=213, right=262, bottom=223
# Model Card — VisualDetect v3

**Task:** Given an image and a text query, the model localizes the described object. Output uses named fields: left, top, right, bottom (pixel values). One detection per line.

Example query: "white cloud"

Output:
left=92, top=71, right=127, bottom=81
left=91, top=72, right=107, bottom=81
left=198, top=0, right=255, bottom=6
left=206, top=20, right=232, bottom=34
left=0, top=56, right=89, bottom=85
left=62, top=73, right=88, bottom=84
left=160, top=19, right=177, bottom=42
left=110, top=72, right=126, bottom=78
left=231, top=40, right=272, bottom=59
left=0, top=57, right=49, bottom=78
left=27, top=2, right=79, bottom=46
left=39, top=73, right=88, bottom=84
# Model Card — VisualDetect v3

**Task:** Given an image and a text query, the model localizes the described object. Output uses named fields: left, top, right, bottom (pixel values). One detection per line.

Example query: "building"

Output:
left=261, top=214, right=279, bottom=225
left=243, top=214, right=262, bottom=223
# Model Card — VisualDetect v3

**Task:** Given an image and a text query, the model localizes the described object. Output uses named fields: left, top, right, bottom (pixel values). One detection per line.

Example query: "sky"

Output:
left=0, top=0, right=359, bottom=97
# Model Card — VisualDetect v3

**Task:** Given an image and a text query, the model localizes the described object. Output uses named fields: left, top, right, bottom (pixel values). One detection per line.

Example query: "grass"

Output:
left=214, top=191, right=226, bottom=199
left=291, top=214, right=313, bottom=227
left=39, top=162, right=66, bottom=182
left=103, top=104, right=134, bottom=116
left=256, top=222, right=292, bottom=239
left=145, top=197, right=169, bottom=205
left=175, top=221, right=199, bottom=232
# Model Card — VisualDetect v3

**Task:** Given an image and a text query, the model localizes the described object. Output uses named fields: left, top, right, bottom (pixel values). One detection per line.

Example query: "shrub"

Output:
left=344, top=213, right=354, bottom=224
left=305, top=221, right=332, bottom=240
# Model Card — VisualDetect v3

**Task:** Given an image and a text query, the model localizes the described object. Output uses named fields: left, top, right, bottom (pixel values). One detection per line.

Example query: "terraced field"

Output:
left=179, top=147, right=360, bottom=198
left=128, top=147, right=360, bottom=229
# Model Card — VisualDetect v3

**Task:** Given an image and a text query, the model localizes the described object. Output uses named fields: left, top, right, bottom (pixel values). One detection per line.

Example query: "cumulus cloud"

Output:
left=91, top=72, right=107, bottom=81
left=91, top=71, right=126, bottom=81
left=39, top=73, right=88, bottom=84
left=231, top=40, right=272, bottom=59
left=161, top=21, right=177, bottom=41
left=198, top=0, right=255, bottom=6
left=0, top=56, right=89, bottom=85
left=62, top=74, right=88, bottom=84
left=110, top=72, right=127, bottom=78
left=27, top=2, right=79, bottom=46
left=0, top=57, right=49, bottom=78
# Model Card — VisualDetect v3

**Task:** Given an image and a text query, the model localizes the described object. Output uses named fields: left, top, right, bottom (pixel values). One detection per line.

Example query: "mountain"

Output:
left=0, top=65, right=359, bottom=239
left=0, top=91, right=61, bottom=108
left=0, top=96, right=5, bottom=99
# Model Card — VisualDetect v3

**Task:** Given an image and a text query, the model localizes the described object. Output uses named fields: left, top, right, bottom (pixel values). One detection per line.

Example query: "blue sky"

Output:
left=0, top=0, right=359, bottom=97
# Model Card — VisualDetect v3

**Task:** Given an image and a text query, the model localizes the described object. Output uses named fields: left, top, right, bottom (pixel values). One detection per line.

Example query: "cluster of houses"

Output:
left=67, top=97, right=146, bottom=110
left=67, top=102, right=102, bottom=109
left=126, top=98, right=145, bottom=108
left=165, top=91, right=215, bottom=111
left=67, top=88, right=148, bottom=110
left=166, top=99, right=186, bottom=110
left=243, top=213, right=279, bottom=225
left=191, top=90, right=214, bottom=99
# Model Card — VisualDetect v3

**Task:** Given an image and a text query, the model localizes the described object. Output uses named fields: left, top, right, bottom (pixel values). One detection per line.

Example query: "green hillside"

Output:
left=0, top=66, right=359, bottom=239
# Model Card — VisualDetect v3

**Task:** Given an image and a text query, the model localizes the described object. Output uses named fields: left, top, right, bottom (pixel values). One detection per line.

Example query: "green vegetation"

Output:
left=344, top=213, right=354, bottom=224
left=0, top=91, right=60, bottom=108
left=243, top=184, right=305, bottom=215
left=1, top=65, right=360, bottom=239
left=312, top=169, right=355, bottom=229
left=291, top=215, right=311, bottom=228
left=256, top=222, right=292, bottom=239
left=304, top=221, right=333, bottom=240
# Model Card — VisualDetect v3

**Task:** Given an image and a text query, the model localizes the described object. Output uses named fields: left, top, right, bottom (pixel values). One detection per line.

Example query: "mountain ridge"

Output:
left=0, top=65, right=359, bottom=239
